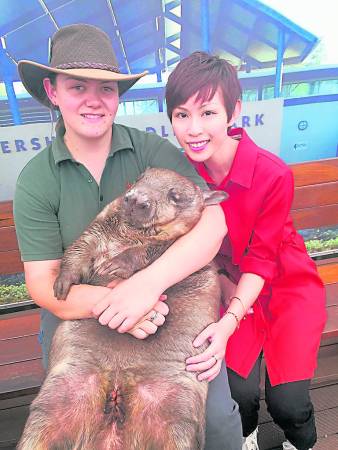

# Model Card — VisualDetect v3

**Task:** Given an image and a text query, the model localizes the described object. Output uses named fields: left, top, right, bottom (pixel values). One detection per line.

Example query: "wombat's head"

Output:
left=121, top=168, right=227, bottom=238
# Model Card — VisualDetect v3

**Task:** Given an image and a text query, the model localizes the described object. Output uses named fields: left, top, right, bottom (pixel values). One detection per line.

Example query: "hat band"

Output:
left=55, top=62, right=120, bottom=73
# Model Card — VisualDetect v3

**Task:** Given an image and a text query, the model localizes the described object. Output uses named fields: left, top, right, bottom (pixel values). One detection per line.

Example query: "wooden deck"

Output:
left=258, top=336, right=338, bottom=449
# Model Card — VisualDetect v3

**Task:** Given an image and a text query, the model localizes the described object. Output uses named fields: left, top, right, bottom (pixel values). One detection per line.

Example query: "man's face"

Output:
left=44, top=74, right=119, bottom=141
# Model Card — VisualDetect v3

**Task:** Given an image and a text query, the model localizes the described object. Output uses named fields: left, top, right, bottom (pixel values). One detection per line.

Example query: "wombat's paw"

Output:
left=96, top=258, right=134, bottom=280
left=53, top=274, right=76, bottom=300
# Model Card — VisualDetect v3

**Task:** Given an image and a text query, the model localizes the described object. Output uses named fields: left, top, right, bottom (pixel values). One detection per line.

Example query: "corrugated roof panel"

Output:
left=0, top=0, right=319, bottom=83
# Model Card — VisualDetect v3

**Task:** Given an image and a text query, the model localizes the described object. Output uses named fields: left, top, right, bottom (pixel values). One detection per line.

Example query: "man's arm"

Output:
left=24, top=259, right=169, bottom=339
left=93, top=204, right=227, bottom=331
left=24, top=259, right=111, bottom=320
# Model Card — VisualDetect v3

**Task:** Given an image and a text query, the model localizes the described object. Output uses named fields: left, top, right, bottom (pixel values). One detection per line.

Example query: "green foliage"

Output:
left=305, top=237, right=338, bottom=253
left=0, top=283, right=31, bottom=305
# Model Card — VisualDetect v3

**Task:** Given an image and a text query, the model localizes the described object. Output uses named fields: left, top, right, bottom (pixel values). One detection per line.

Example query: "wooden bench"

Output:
left=290, top=158, right=338, bottom=340
left=0, top=157, right=337, bottom=448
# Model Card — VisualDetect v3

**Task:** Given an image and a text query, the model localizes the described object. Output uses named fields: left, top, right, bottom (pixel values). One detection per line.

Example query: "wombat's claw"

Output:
left=53, top=277, right=72, bottom=300
left=99, top=254, right=135, bottom=279
left=98, top=260, right=126, bottom=277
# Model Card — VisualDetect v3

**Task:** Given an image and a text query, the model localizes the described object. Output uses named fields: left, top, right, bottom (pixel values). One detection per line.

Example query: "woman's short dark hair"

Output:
left=165, top=51, right=242, bottom=122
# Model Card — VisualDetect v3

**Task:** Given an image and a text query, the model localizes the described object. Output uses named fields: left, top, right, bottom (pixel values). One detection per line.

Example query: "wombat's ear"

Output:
left=202, top=189, right=228, bottom=205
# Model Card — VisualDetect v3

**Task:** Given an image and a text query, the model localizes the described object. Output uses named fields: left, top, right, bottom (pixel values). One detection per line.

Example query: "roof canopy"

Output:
left=0, top=0, right=318, bottom=84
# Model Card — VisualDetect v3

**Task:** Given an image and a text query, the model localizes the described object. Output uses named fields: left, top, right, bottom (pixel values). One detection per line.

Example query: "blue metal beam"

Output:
left=0, top=44, right=21, bottom=125
left=154, top=13, right=165, bottom=82
left=274, top=27, right=285, bottom=97
left=167, top=55, right=181, bottom=67
left=164, top=10, right=182, bottom=25
left=164, top=0, right=182, bottom=68
left=200, top=0, right=209, bottom=52
left=166, top=42, right=182, bottom=56
left=166, top=32, right=181, bottom=44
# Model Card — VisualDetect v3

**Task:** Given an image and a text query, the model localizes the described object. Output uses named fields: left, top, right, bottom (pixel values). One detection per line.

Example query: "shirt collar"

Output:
left=52, top=122, right=135, bottom=165
left=108, top=123, right=135, bottom=156
left=191, top=128, right=258, bottom=189
left=52, top=124, right=74, bottom=164
left=227, top=128, right=258, bottom=189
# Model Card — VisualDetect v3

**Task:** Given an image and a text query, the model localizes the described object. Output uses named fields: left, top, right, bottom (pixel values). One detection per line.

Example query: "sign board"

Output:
left=0, top=99, right=283, bottom=201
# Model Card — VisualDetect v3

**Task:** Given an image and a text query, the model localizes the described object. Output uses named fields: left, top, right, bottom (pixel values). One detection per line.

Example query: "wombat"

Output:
left=18, top=168, right=227, bottom=450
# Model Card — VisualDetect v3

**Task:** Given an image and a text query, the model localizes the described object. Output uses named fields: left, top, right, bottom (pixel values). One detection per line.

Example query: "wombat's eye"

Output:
left=168, top=188, right=181, bottom=204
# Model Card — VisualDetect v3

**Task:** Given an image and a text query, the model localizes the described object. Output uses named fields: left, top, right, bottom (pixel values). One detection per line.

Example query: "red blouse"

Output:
left=192, top=128, right=326, bottom=386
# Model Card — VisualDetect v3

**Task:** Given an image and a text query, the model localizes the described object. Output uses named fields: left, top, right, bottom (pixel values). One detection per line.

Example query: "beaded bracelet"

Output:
left=224, top=310, right=240, bottom=329
left=229, top=296, right=246, bottom=316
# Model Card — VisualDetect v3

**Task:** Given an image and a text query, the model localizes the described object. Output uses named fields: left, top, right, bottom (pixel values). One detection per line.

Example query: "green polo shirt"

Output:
left=14, top=123, right=207, bottom=262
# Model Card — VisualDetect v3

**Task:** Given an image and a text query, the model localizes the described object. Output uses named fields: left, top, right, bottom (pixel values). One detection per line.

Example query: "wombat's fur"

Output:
left=18, top=168, right=227, bottom=450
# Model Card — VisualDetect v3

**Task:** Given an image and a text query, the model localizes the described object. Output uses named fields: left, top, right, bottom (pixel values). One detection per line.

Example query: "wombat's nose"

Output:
left=124, top=191, right=151, bottom=211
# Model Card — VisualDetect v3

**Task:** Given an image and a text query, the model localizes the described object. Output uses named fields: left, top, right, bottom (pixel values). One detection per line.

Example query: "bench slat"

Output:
left=0, top=250, right=23, bottom=274
left=290, top=204, right=338, bottom=230
left=291, top=158, right=338, bottom=187
left=317, top=258, right=338, bottom=284
left=323, top=305, right=338, bottom=339
left=0, top=310, right=40, bottom=340
left=326, top=283, right=338, bottom=307
left=0, top=201, right=13, bottom=217
left=0, top=335, right=41, bottom=366
left=0, top=226, right=19, bottom=252
left=0, top=216, right=14, bottom=227
left=0, top=359, right=44, bottom=398
left=0, top=201, right=14, bottom=227
left=292, top=181, right=338, bottom=209
left=0, top=201, right=13, bottom=214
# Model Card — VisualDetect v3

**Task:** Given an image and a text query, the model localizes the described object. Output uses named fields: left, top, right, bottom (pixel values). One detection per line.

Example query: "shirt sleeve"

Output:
left=14, top=166, right=63, bottom=262
left=239, top=167, right=294, bottom=281
left=141, top=132, right=208, bottom=190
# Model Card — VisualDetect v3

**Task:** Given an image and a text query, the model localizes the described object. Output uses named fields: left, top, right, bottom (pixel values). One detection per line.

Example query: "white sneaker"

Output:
left=282, top=440, right=312, bottom=450
left=242, top=427, right=259, bottom=450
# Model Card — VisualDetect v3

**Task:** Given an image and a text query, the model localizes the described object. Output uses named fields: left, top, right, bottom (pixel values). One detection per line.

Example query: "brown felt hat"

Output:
left=18, top=23, right=148, bottom=108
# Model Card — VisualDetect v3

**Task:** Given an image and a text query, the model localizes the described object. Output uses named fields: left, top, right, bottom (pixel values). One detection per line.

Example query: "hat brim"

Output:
left=18, top=60, right=148, bottom=108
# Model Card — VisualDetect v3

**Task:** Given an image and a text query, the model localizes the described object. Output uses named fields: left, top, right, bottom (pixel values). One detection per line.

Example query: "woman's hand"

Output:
left=186, top=316, right=236, bottom=382
left=127, top=298, right=169, bottom=339
left=92, top=273, right=166, bottom=332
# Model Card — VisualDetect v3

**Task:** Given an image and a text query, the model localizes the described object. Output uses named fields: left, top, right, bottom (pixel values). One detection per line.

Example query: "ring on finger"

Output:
left=211, top=355, right=218, bottom=364
left=149, top=311, right=159, bottom=322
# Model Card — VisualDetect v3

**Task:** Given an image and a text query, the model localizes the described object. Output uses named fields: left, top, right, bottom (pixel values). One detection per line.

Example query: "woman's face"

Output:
left=171, top=88, right=237, bottom=164
left=44, top=74, right=119, bottom=141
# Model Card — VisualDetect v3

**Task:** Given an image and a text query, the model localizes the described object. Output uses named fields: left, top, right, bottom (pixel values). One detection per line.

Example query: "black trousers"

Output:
left=227, top=354, right=317, bottom=450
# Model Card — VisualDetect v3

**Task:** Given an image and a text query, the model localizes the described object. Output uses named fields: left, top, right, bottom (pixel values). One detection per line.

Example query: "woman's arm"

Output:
left=92, top=204, right=227, bottom=331
left=186, top=272, right=265, bottom=381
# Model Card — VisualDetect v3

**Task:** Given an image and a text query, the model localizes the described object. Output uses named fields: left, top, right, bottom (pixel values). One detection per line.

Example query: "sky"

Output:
left=262, top=0, right=338, bottom=64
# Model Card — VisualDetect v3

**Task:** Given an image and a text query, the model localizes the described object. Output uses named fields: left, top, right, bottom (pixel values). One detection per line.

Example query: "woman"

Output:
left=165, top=51, right=326, bottom=450
left=14, top=25, right=242, bottom=449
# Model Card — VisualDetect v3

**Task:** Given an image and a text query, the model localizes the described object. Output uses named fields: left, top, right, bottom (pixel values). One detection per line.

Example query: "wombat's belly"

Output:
left=50, top=267, right=220, bottom=375
left=20, top=268, right=220, bottom=450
